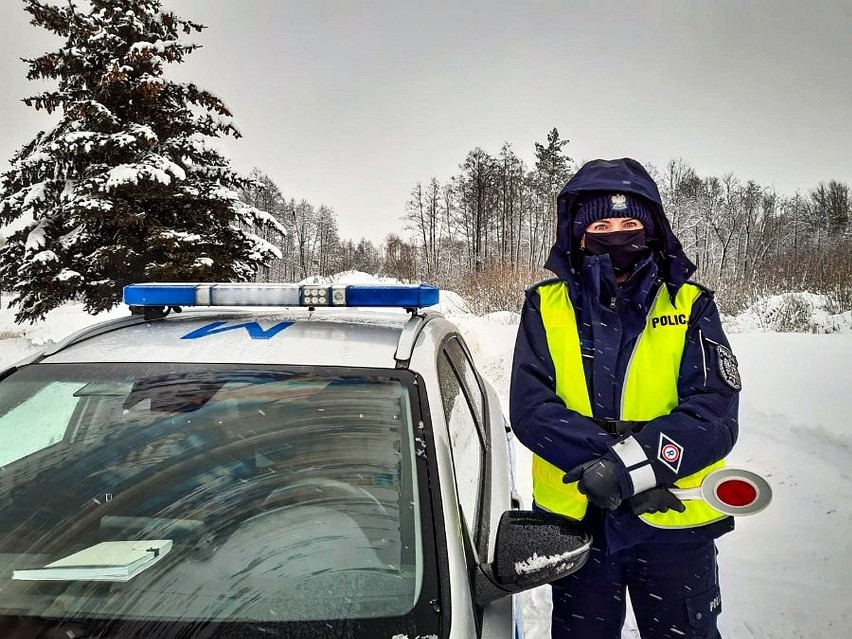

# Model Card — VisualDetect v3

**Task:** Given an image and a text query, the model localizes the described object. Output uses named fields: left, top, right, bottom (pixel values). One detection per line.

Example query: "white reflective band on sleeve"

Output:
left=611, top=436, right=648, bottom=468
left=629, top=463, right=657, bottom=494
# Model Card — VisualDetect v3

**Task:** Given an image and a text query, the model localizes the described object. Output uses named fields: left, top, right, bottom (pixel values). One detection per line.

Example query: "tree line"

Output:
left=244, top=131, right=850, bottom=316
left=240, top=128, right=574, bottom=304
left=655, top=160, right=850, bottom=313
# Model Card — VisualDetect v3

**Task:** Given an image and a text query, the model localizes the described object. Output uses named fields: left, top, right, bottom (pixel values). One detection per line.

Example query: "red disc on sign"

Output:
left=715, top=478, right=758, bottom=507
left=681, top=468, right=772, bottom=516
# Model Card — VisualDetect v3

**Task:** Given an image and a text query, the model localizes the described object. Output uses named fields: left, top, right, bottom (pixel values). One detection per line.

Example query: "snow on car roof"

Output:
left=40, top=308, right=417, bottom=368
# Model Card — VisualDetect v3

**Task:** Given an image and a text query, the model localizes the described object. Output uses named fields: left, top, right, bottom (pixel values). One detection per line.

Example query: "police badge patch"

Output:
left=717, top=344, right=742, bottom=391
left=611, top=193, right=628, bottom=212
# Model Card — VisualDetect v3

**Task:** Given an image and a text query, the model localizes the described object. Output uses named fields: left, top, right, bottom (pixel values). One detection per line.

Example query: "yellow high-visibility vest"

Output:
left=532, top=280, right=726, bottom=528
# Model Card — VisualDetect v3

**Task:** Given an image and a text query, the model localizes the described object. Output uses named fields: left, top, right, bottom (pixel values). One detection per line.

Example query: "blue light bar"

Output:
left=344, top=284, right=439, bottom=308
left=123, top=283, right=440, bottom=309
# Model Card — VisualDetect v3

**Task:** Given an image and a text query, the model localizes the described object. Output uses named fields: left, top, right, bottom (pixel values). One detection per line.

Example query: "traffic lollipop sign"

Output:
left=671, top=468, right=772, bottom=516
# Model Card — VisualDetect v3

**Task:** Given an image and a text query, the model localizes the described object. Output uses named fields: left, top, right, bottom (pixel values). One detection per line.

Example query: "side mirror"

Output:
left=474, top=509, right=591, bottom=606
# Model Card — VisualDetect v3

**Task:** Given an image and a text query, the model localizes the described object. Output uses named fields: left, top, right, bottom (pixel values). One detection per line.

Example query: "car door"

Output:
left=437, top=335, right=514, bottom=638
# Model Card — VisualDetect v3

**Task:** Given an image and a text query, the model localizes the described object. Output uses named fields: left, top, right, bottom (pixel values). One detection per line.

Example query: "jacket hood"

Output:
left=545, top=158, right=696, bottom=288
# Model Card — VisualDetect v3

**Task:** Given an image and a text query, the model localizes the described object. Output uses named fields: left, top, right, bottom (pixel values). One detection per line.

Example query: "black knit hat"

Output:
left=573, top=193, right=655, bottom=240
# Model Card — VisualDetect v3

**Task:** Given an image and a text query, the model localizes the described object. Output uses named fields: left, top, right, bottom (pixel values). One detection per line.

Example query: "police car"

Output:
left=0, top=282, right=590, bottom=639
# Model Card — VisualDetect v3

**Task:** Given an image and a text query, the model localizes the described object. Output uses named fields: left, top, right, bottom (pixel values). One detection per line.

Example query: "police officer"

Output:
left=510, top=158, right=740, bottom=638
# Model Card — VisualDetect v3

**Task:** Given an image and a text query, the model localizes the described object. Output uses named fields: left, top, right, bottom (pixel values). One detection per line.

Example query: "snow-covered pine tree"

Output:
left=0, top=0, right=283, bottom=323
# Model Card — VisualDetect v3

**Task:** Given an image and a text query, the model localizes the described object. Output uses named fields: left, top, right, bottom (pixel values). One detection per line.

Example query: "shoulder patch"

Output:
left=717, top=344, right=741, bottom=391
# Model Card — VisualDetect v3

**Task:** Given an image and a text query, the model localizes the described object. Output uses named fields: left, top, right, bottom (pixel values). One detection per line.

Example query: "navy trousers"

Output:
left=550, top=539, right=722, bottom=639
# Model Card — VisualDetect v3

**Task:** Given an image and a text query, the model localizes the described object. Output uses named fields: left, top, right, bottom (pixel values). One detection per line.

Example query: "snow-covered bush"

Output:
left=453, top=264, right=548, bottom=314
left=723, top=292, right=852, bottom=333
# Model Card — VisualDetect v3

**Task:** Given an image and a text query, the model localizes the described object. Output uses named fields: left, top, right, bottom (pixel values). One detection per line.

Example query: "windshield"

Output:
left=0, top=363, right=440, bottom=637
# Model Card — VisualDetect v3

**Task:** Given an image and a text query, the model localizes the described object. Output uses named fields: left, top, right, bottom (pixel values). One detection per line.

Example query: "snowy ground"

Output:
left=1, top=288, right=851, bottom=638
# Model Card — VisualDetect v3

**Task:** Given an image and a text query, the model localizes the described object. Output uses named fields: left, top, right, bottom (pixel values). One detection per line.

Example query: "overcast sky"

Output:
left=1, top=1, right=850, bottom=243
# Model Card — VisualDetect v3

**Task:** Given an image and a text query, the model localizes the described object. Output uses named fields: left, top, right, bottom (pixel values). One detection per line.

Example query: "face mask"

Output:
left=583, top=229, right=648, bottom=274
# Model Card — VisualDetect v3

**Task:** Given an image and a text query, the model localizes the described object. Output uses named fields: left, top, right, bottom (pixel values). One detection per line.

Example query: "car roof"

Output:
left=38, top=308, right=427, bottom=368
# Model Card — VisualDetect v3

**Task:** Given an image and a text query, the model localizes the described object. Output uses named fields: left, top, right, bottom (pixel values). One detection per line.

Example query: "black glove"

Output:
left=563, top=458, right=625, bottom=511
left=629, top=486, right=686, bottom=515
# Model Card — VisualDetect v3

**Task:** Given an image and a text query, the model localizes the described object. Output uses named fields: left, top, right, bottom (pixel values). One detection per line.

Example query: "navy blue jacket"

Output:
left=510, top=159, right=740, bottom=552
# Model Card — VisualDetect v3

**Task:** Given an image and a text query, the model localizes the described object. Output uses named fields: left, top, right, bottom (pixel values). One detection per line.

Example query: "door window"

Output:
left=437, top=338, right=487, bottom=545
